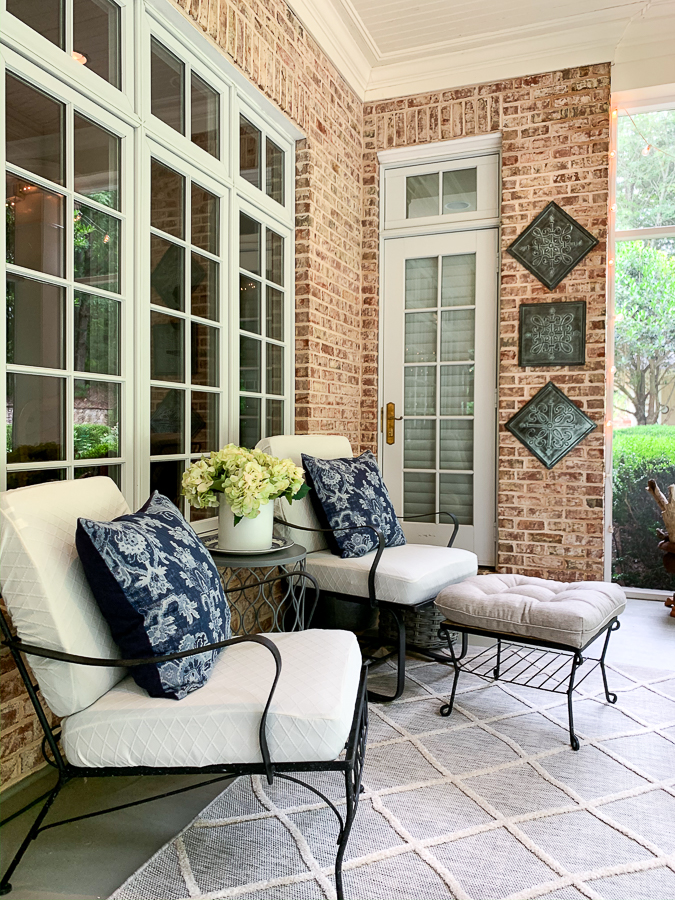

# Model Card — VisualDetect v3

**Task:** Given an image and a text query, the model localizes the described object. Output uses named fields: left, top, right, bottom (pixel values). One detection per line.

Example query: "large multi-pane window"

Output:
left=2, top=2, right=296, bottom=523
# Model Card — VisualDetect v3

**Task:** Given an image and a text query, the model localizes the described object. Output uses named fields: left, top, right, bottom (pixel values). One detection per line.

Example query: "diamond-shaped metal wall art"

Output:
left=505, top=381, right=596, bottom=469
left=507, top=201, right=599, bottom=291
left=519, top=300, right=586, bottom=367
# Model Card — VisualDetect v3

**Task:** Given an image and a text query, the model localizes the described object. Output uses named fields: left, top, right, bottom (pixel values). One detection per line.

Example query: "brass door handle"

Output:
left=385, top=402, right=403, bottom=444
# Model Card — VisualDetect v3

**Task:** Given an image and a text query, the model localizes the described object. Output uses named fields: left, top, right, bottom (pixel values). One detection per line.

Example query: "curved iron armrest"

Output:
left=274, top=517, right=385, bottom=606
left=398, top=511, right=460, bottom=548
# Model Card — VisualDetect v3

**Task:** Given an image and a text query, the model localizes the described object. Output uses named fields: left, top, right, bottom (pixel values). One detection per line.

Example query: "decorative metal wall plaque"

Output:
left=507, top=201, right=599, bottom=290
left=519, top=300, right=586, bottom=367
left=505, top=381, right=596, bottom=469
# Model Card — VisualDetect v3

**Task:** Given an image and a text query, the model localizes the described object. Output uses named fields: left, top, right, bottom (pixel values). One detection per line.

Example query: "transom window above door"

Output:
left=239, top=115, right=286, bottom=206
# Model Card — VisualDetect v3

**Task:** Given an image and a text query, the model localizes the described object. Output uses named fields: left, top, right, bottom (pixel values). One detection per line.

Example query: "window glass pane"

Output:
left=240, top=336, right=261, bottom=392
left=73, top=380, right=120, bottom=459
left=266, top=139, right=284, bottom=204
left=266, top=287, right=284, bottom=342
left=405, top=258, right=437, bottom=309
left=439, top=473, right=473, bottom=525
left=150, top=388, right=184, bottom=455
left=240, top=275, right=261, bottom=334
left=151, top=235, right=184, bottom=311
left=191, top=73, right=219, bottom=158
left=617, top=109, right=675, bottom=229
left=239, top=396, right=260, bottom=449
left=240, top=116, right=260, bottom=188
left=151, top=312, right=184, bottom=382
left=191, top=253, right=218, bottom=321
left=240, top=213, right=260, bottom=275
left=405, top=312, right=437, bottom=363
left=7, top=469, right=66, bottom=490
left=151, top=160, right=184, bottom=238
left=74, top=114, right=120, bottom=209
left=6, top=0, right=64, bottom=48
left=440, top=365, right=474, bottom=416
left=7, top=274, right=65, bottom=369
left=404, top=472, right=435, bottom=522
left=442, top=168, right=477, bottom=213
left=404, top=420, right=435, bottom=469
left=151, top=38, right=184, bottom=134
left=191, top=391, right=218, bottom=455
left=440, top=309, right=475, bottom=362
left=406, top=173, right=438, bottom=218
left=7, top=373, right=66, bottom=463
left=404, top=366, right=436, bottom=416
left=441, top=254, right=475, bottom=307
left=6, top=174, right=65, bottom=277
left=440, top=420, right=473, bottom=470
left=150, top=459, right=184, bottom=509
left=74, top=202, right=120, bottom=293
left=191, top=184, right=218, bottom=255
left=5, top=74, right=64, bottom=185
left=266, top=229, right=284, bottom=286
left=191, top=323, right=219, bottom=387
left=73, top=0, right=121, bottom=89
left=74, top=292, right=120, bottom=375
left=266, top=398, right=283, bottom=438
left=266, top=344, right=283, bottom=396
left=74, top=463, right=121, bottom=486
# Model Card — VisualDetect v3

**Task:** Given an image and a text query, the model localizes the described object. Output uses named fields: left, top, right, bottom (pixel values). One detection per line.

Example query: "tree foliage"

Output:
left=616, top=110, right=675, bottom=231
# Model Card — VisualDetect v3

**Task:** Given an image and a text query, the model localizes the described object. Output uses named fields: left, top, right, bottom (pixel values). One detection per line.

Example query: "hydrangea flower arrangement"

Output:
left=181, top=444, right=309, bottom=524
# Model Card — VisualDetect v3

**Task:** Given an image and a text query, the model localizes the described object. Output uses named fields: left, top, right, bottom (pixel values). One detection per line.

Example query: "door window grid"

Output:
left=239, top=114, right=285, bottom=206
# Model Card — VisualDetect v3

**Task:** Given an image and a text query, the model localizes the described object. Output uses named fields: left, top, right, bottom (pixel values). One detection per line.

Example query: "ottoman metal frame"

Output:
left=438, top=617, right=621, bottom=750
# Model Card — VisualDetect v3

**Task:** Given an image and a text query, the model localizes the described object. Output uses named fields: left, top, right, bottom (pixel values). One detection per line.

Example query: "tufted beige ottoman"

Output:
left=434, top=574, right=627, bottom=750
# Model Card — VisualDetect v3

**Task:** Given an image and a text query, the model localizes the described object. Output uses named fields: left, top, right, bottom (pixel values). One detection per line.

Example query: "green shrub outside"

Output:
left=612, top=425, right=675, bottom=589
left=5, top=423, right=118, bottom=461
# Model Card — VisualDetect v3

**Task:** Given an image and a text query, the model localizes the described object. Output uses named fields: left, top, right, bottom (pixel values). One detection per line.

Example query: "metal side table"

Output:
left=201, top=534, right=313, bottom=633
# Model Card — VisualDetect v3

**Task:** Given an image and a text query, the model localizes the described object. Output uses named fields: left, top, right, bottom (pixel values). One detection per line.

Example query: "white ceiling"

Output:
left=287, top=0, right=675, bottom=100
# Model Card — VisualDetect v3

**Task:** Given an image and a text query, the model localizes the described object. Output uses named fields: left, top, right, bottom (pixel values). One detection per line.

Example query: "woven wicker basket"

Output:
left=379, top=604, right=456, bottom=651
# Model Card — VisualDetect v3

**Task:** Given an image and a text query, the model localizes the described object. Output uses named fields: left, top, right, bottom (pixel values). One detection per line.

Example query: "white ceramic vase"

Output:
left=217, top=497, right=274, bottom=552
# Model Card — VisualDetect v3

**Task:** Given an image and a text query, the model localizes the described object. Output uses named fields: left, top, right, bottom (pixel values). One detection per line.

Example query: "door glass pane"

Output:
left=405, top=258, right=437, bottom=309
left=240, top=116, right=260, bottom=188
left=191, top=323, right=219, bottom=387
left=441, top=254, right=475, bottom=307
left=151, top=160, right=184, bottom=238
left=6, top=174, right=65, bottom=277
left=616, top=109, right=675, bottom=229
left=73, top=0, right=121, bottom=89
left=440, top=420, right=473, bottom=470
left=7, top=275, right=65, bottom=369
left=440, top=365, right=474, bottom=416
left=266, top=287, right=284, bottom=342
left=74, top=463, right=121, bottom=486
left=191, top=73, right=219, bottom=158
left=191, top=391, right=218, bottom=455
left=6, top=373, right=66, bottom=462
left=150, top=388, right=184, bottom=455
left=266, top=139, right=284, bottom=204
left=240, top=337, right=261, bottom=392
left=191, top=184, right=218, bottom=255
left=404, top=420, right=435, bottom=469
left=406, top=173, right=438, bottom=218
left=440, top=473, right=473, bottom=525
left=151, top=312, right=184, bottom=382
left=7, top=468, right=67, bottom=490
left=442, top=168, right=477, bottom=213
left=150, top=459, right=184, bottom=508
left=240, top=275, right=261, bottom=334
left=266, top=344, right=283, bottom=396
left=151, top=38, right=184, bottom=134
left=151, top=236, right=184, bottom=310
left=191, top=254, right=218, bottom=320
left=240, top=213, right=260, bottom=275
left=5, top=74, right=64, bottom=185
left=440, top=309, right=474, bottom=361
left=404, top=472, right=435, bottom=522
left=240, top=396, right=261, bottom=449
left=405, top=312, right=437, bottom=362
left=74, top=202, right=120, bottom=293
left=74, top=292, right=120, bottom=375
left=74, top=114, right=120, bottom=209
left=266, top=398, right=283, bottom=437
left=73, top=380, right=119, bottom=459
left=404, top=366, right=436, bottom=416
left=6, top=0, right=64, bottom=47
left=266, top=229, right=283, bottom=286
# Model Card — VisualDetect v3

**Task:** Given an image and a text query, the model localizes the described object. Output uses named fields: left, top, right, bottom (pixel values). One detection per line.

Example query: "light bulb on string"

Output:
left=641, top=144, right=652, bottom=156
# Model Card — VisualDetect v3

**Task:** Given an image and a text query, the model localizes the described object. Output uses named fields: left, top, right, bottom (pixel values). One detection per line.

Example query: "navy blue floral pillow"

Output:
left=76, top=492, right=230, bottom=700
left=301, top=451, right=406, bottom=558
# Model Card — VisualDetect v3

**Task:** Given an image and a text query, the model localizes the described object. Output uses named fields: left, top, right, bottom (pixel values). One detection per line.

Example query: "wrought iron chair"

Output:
left=256, top=435, right=478, bottom=702
left=0, top=477, right=368, bottom=899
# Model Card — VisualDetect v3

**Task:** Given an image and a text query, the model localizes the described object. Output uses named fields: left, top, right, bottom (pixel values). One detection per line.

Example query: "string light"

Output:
left=622, top=109, right=675, bottom=160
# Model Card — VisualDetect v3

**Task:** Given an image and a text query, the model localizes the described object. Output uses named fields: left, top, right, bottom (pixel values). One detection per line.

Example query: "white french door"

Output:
left=380, top=228, right=498, bottom=564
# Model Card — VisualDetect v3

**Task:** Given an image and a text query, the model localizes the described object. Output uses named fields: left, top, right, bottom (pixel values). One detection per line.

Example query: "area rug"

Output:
left=110, top=656, right=675, bottom=900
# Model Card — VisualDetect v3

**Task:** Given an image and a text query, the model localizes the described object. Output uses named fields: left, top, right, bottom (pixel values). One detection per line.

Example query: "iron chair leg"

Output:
left=600, top=619, right=620, bottom=704
left=566, top=651, right=583, bottom=751
left=440, top=630, right=467, bottom=717
left=367, top=607, right=407, bottom=703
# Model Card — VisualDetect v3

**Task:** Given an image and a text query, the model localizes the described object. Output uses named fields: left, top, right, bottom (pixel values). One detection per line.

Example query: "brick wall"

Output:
left=363, top=66, right=611, bottom=580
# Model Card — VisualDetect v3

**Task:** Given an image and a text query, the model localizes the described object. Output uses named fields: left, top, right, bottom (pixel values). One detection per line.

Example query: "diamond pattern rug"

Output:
left=110, top=657, right=675, bottom=900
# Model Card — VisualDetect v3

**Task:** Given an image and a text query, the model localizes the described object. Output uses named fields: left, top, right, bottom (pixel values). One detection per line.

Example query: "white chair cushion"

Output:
left=61, top=630, right=361, bottom=768
left=0, top=477, right=130, bottom=716
left=435, top=574, right=627, bottom=649
left=306, top=544, right=478, bottom=606
left=256, top=435, right=354, bottom=554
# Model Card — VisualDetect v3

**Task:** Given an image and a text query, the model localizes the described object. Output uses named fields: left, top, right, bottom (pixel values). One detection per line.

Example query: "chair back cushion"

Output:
left=77, top=492, right=230, bottom=700
left=256, top=435, right=353, bottom=553
left=0, top=477, right=130, bottom=716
